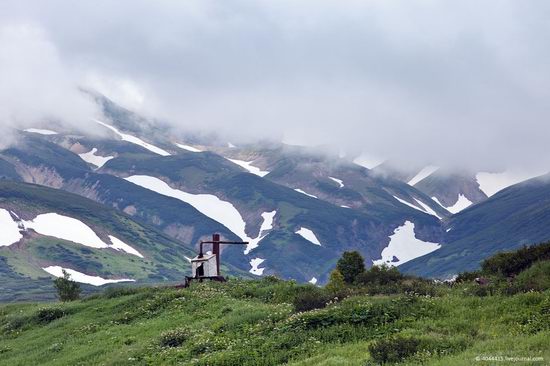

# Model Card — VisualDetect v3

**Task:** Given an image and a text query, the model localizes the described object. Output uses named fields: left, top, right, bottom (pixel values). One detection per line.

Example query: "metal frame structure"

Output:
left=181, top=234, right=248, bottom=287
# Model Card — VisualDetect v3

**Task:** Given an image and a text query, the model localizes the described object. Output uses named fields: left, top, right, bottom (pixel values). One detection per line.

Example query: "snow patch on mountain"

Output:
left=244, top=210, right=276, bottom=254
left=413, top=199, right=442, bottom=220
left=125, top=175, right=250, bottom=241
left=295, top=227, right=321, bottom=245
left=294, top=188, right=318, bottom=199
left=42, top=266, right=135, bottom=286
left=431, top=197, right=444, bottom=208
left=393, top=196, right=441, bottom=220
left=373, top=221, right=441, bottom=266
left=0, top=209, right=22, bottom=247
left=476, top=170, right=548, bottom=197
left=446, top=194, right=473, bottom=214
left=18, top=212, right=143, bottom=257
left=408, top=166, right=439, bottom=186
left=228, top=158, right=269, bottom=177
left=329, top=177, right=344, bottom=188
left=23, top=128, right=59, bottom=135
left=24, top=213, right=109, bottom=249
left=227, top=142, right=236, bottom=148
left=94, top=119, right=171, bottom=156
left=249, top=258, right=265, bottom=275
left=79, top=148, right=114, bottom=168
left=175, top=143, right=202, bottom=152
left=125, top=175, right=277, bottom=253
left=109, top=235, right=144, bottom=258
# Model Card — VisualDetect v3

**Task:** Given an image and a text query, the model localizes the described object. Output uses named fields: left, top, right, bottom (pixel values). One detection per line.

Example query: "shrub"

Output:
left=356, top=265, right=403, bottom=286
left=337, top=251, right=366, bottom=284
left=293, top=286, right=330, bottom=312
left=53, top=270, right=81, bottom=302
left=326, top=269, right=346, bottom=295
left=368, top=336, right=420, bottom=363
left=290, top=296, right=421, bottom=331
left=2, top=315, right=31, bottom=333
left=159, top=328, right=189, bottom=348
left=35, top=307, right=66, bottom=324
left=455, top=270, right=482, bottom=283
left=509, top=261, right=550, bottom=293
left=481, top=242, right=550, bottom=277
left=354, top=266, right=441, bottom=296
left=368, top=335, right=470, bottom=364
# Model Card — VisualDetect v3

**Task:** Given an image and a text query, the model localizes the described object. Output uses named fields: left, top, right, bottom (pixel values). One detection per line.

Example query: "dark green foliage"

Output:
left=356, top=265, right=403, bottom=286
left=53, top=270, right=81, bottom=302
left=455, top=270, right=482, bottom=283
left=35, top=307, right=66, bottom=324
left=350, top=265, right=442, bottom=296
left=159, top=328, right=189, bottom=348
left=481, top=242, right=550, bottom=277
left=368, top=335, right=470, bottom=364
left=455, top=242, right=550, bottom=296
left=368, top=336, right=420, bottom=363
left=292, top=286, right=330, bottom=312
left=508, top=261, right=550, bottom=294
left=326, top=269, right=346, bottom=295
left=289, top=296, right=423, bottom=331
left=336, top=251, right=366, bottom=284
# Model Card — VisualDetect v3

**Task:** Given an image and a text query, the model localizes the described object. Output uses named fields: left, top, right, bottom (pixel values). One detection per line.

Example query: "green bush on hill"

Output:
left=482, top=242, right=550, bottom=277
left=292, top=286, right=331, bottom=312
left=336, top=251, right=366, bottom=284
left=457, top=241, right=550, bottom=296
left=368, top=336, right=421, bottom=364
left=509, top=261, right=550, bottom=294
left=53, top=270, right=81, bottom=302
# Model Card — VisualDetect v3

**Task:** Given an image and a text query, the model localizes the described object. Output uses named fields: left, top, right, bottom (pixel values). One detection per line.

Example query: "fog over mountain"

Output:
left=1, top=0, right=549, bottom=171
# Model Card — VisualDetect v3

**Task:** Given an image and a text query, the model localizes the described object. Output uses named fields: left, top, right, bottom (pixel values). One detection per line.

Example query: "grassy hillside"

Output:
left=0, top=280, right=547, bottom=366
left=2, top=240, right=549, bottom=366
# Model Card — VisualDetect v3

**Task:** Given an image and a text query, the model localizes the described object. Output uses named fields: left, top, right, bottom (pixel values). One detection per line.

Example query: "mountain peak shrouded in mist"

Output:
left=1, top=1, right=550, bottom=172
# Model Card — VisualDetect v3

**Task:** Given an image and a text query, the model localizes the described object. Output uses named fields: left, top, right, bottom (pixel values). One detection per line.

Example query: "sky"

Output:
left=0, top=0, right=549, bottom=172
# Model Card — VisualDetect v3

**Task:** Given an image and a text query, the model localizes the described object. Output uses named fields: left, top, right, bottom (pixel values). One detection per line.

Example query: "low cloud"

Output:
left=0, top=1, right=549, bottom=171
left=0, top=23, right=99, bottom=139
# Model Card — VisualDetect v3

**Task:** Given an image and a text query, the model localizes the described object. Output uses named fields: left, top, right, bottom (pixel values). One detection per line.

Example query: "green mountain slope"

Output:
left=0, top=181, right=246, bottom=302
left=1, top=135, right=240, bottom=246
left=103, top=150, right=446, bottom=282
left=400, top=174, right=550, bottom=278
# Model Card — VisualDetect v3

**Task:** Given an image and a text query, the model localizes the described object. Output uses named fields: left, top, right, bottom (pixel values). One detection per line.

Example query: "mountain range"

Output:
left=1, top=92, right=549, bottom=300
